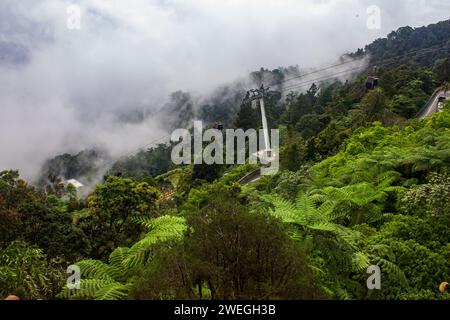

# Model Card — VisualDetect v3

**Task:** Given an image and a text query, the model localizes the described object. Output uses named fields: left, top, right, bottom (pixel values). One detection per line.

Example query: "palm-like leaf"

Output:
left=59, top=215, right=187, bottom=300
left=94, top=282, right=134, bottom=300
left=267, top=193, right=359, bottom=248
left=124, top=216, right=187, bottom=267
left=266, top=192, right=406, bottom=293
left=76, top=260, right=119, bottom=281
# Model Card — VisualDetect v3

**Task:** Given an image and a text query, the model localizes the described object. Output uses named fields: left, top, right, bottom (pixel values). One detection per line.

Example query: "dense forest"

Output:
left=1, top=20, right=450, bottom=300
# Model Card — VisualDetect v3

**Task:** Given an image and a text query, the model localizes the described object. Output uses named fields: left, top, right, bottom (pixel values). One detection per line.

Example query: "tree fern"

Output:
left=352, top=252, right=371, bottom=272
left=59, top=278, right=117, bottom=299
left=59, top=215, right=187, bottom=300
left=94, top=282, right=133, bottom=300
left=266, top=192, right=406, bottom=297
left=373, top=257, right=409, bottom=288
left=76, top=260, right=119, bottom=281
left=266, top=193, right=359, bottom=249
left=124, top=216, right=187, bottom=268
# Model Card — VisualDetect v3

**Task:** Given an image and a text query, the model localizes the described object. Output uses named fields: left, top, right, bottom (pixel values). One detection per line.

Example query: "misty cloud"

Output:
left=0, top=0, right=449, bottom=180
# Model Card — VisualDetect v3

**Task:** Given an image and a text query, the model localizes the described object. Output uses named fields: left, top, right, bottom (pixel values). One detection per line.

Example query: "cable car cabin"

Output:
left=366, top=76, right=379, bottom=90
left=213, top=122, right=224, bottom=131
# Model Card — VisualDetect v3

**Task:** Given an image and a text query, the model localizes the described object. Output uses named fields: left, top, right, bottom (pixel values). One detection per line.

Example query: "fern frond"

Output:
left=268, top=196, right=298, bottom=223
left=373, top=257, right=409, bottom=287
left=130, top=215, right=154, bottom=229
left=59, top=278, right=117, bottom=300
left=123, top=215, right=187, bottom=268
left=94, top=282, right=133, bottom=300
left=315, top=200, right=336, bottom=219
left=295, top=194, right=317, bottom=218
left=77, top=260, right=120, bottom=281
left=108, top=247, right=132, bottom=279
left=352, top=251, right=371, bottom=272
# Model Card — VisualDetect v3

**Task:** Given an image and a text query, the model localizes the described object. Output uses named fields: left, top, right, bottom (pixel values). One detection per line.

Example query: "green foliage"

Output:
left=131, top=184, right=323, bottom=300
left=265, top=192, right=414, bottom=299
left=0, top=241, right=65, bottom=300
left=0, top=170, right=36, bottom=211
left=262, top=109, right=450, bottom=299
left=191, top=163, right=224, bottom=184
left=280, top=142, right=304, bottom=171
left=360, top=231, right=448, bottom=299
left=268, top=193, right=344, bottom=237
left=434, top=58, right=450, bottom=83
left=21, top=202, right=91, bottom=262
left=356, top=88, right=389, bottom=123
left=82, top=176, right=160, bottom=258
left=37, top=149, right=108, bottom=190
left=124, top=215, right=187, bottom=267
left=362, top=21, right=450, bottom=68
left=4, top=20, right=450, bottom=301
left=109, top=144, right=174, bottom=179
left=233, top=98, right=260, bottom=131
left=312, top=109, right=450, bottom=188
left=59, top=215, right=186, bottom=300
left=402, top=172, right=450, bottom=219
left=0, top=170, right=91, bottom=261
left=272, top=167, right=310, bottom=201
left=88, top=177, right=160, bottom=217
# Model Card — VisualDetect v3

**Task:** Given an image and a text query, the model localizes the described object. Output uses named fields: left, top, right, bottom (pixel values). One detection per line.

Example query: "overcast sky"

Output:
left=1, top=0, right=450, bottom=180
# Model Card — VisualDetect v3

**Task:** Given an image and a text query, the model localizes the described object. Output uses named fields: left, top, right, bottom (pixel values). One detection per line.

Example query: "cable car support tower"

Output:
left=246, top=85, right=278, bottom=163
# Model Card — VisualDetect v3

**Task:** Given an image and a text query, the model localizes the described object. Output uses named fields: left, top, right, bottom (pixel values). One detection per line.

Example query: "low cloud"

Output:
left=0, top=0, right=449, bottom=180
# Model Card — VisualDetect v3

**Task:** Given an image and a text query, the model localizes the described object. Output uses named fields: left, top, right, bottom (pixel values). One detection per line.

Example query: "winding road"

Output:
left=417, top=88, right=449, bottom=118
left=238, top=168, right=262, bottom=185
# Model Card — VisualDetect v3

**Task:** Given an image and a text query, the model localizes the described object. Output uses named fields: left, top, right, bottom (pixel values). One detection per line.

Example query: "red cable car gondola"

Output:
left=213, top=122, right=224, bottom=131
left=366, top=76, right=379, bottom=90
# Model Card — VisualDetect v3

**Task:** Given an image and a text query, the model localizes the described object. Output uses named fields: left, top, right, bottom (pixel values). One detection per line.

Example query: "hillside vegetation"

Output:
left=1, top=20, right=450, bottom=300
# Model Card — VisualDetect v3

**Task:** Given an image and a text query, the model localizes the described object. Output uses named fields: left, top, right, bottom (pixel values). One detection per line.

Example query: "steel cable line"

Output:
left=105, top=43, right=450, bottom=169
left=102, top=133, right=172, bottom=171
left=276, top=43, right=448, bottom=87
left=277, top=43, right=448, bottom=93
left=280, top=66, right=366, bottom=92
left=278, top=59, right=365, bottom=85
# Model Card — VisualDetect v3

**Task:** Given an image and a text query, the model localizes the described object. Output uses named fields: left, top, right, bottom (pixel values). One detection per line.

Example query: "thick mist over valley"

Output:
left=1, top=0, right=450, bottom=181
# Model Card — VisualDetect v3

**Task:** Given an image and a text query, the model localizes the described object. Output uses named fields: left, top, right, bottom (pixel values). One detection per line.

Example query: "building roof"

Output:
left=67, top=179, right=84, bottom=189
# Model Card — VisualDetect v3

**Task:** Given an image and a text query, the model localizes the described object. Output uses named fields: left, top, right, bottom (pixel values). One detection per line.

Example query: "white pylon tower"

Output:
left=259, top=97, right=271, bottom=153
left=247, top=85, right=277, bottom=161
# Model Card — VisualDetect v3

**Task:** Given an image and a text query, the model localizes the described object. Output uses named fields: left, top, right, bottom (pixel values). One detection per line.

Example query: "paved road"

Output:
left=417, top=88, right=450, bottom=118
left=239, top=168, right=262, bottom=185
